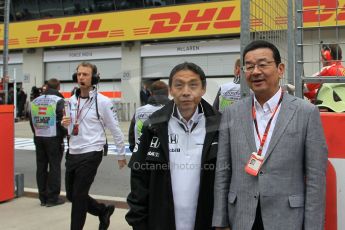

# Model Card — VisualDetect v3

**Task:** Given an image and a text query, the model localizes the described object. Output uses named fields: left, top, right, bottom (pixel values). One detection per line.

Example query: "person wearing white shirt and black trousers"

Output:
left=62, top=62, right=127, bottom=230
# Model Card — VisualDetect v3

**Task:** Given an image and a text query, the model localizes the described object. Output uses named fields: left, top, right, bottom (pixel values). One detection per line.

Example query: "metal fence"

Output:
left=240, top=0, right=294, bottom=97
left=294, top=0, right=345, bottom=98
left=240, top=0, right=345, bottom=99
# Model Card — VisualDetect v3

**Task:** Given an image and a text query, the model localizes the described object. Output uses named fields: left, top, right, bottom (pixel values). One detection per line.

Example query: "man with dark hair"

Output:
left=46, top=78, right=64, bottom=98
left=213, top=58, right=241, bottom=112
left=126, top=62, right=221, bottom=230
left=30, top=78, right=66, bottom=207
left=212, top=40, right=328, bottom=230
left=128, top=80, right=170, bottom=152
left=304, top=43, right=345, bottom=101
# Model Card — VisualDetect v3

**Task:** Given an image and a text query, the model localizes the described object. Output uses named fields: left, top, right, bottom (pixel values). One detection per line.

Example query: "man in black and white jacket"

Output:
left=62, top=62, right=126, bottom=230
left=126, top=62, right=221, bottom=230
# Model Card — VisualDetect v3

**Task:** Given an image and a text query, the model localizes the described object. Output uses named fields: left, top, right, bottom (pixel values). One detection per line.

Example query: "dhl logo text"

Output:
left=303, top=0, right=345, bottom=22
left=37, top=19, right=109, bottom=42
left=148, top=6, right=240, bottom=34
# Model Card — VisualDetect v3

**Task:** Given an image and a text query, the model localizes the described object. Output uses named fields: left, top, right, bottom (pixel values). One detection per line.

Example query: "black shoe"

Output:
left=46, top=197, right=65, bottom=207
left=99, top=205, right=115, bottom=230
left=39, top=198, right=46, bottom=206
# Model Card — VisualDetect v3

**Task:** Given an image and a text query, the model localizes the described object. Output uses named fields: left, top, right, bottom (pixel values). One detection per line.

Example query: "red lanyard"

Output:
left=252, top=91, right=283, bottom=156
left=75, top=97, right=89, bottom=124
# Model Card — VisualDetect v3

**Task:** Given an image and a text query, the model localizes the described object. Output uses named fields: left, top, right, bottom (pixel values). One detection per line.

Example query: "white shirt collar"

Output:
left=173, top=103, right=204, bottom=130
left=254, top=87, right=282, bottom=113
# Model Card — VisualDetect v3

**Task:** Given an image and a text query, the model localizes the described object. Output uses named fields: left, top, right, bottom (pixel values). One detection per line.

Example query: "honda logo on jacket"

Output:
left=169, top=133, right=179, bottom=144
left=150, top=137, right=160, bottom=148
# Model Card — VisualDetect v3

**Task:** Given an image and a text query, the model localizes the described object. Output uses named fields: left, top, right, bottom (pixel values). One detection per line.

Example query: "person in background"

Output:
left=128, top=80, right=170, bottom=152
left=304, top=43, right=345, bottom=102
left=30, top=78, right=66, bottom=207
left=213, top=58, right=241, bottom=112
left=17, top=87, right=27, bottom=118
left=61, top=62, right=126, bottom=230
left=140, top=81, right=151, bottom=106
left=41, top=83, right=48, bottom=94
left=126, top=62, right=221, bottom=230
left=212, top=40, right=328, bottom=230
left=7, top=87, right=14, bottom=104
left=30, top=86, right=42, bottom=101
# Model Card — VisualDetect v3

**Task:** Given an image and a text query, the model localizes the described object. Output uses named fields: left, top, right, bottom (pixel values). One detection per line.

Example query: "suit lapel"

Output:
left=263, top=93, right=297, bottom=162
left=241, top=97, right=257, bottom=153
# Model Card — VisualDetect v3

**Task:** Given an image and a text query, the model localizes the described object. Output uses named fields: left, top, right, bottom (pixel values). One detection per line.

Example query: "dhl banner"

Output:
left=303, top=0, right=345, bottom=28
left=0, top=1, right=240, bottom=50
left=250, top=0, right=345, bottom=31
left=0, top=0, right=345, bottom=50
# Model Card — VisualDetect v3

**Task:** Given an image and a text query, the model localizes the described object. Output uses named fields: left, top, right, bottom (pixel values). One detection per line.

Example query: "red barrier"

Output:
left=0, top=105, right=14, bottom=202
left=321, top=112, right=345, bottom=230
left=321, top=113, right=345, bottom=158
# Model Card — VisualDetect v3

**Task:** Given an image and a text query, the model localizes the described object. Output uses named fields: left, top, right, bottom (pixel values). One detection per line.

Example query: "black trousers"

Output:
left=34, top=136, right=64, bottom=203
left=252, top=200, right=264, bottom=230
left=65, top=150, right=106, bottom=230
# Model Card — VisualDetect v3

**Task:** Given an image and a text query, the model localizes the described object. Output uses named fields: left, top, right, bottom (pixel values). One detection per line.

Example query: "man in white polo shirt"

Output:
left=126, top=62, right=221, bottom=230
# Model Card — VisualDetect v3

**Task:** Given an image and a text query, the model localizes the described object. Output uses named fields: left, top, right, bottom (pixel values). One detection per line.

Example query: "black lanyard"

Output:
left=75, top=97, right=90, bottom=125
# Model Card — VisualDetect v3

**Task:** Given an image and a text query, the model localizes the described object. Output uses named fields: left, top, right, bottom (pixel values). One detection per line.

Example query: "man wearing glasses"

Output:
left=212, top=40, right=328, bottom=230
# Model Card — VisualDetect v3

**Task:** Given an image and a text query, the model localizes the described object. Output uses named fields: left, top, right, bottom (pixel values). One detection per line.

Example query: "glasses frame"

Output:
left=242, top=60, right=278, bottom=73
